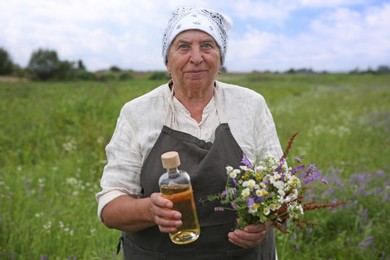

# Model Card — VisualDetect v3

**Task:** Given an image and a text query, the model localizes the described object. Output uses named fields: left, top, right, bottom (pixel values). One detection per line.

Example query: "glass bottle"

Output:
left=159, top=151, right=200, bottom=244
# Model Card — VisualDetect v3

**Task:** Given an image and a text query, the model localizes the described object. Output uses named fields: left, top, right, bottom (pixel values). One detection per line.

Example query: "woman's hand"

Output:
left=149, top=192, right=182, bottom=233
left=228, top=222, right=271, bottom=249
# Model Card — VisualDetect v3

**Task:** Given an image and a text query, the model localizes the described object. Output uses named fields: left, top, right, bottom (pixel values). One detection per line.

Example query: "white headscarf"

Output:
left=162, top=6, right=232, bottom=65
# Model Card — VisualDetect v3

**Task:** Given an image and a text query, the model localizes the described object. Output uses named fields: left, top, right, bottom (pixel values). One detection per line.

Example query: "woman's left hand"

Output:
left=228, top=222, right=271, bottom=249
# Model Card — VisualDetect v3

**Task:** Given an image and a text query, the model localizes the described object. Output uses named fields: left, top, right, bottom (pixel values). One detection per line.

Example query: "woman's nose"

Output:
left=189, top=48, right=203, bottom=65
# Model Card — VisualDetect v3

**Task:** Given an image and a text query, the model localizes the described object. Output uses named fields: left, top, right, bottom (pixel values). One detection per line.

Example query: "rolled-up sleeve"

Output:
left=96, top=109, right=143, bottom=222
left=253, top=95, right=283, bottom=160
left=219, top=82, right=282, bottom=163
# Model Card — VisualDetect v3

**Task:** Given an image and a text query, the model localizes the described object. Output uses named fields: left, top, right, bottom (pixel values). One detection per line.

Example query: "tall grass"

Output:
left=0, top=74, right=389, bottom=259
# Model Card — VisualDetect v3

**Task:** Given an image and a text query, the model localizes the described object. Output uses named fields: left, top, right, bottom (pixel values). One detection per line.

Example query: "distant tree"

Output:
left=28, top=49, right=60, bottom=80
left=74, top=70, right=95, bottom=80
left=95, top=71, right=117, bottom=81
left=349, top=67, right=360, bottom=74
left=296, top=68, right=313, bottom=74
left=110, top=66, right=121, bottom=72
left=148, top=71, right=171, bottom=80
left=119, top=71, right=134, bottom=80
left=377, top=65, right=390, bottom=74
left=27, top=49, right=85, bottom=80
left=57, top=60, right=77, bottom=80
left=77, top=60, right=86, bottom=70
left=12, top=64, right=26, bottom=77
left=366, top=66, right=374, bottom=74
left=286, top=68, right=296, bottom=74
left=0, top=47, right=13, bottom=75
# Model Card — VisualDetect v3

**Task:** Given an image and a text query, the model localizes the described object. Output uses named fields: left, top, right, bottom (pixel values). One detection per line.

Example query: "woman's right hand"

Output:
left=149, top=192, right=182, bottom=233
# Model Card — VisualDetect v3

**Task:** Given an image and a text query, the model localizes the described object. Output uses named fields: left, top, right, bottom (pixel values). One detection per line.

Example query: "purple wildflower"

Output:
left=230, top=202, right=239, bottom=209
left=291, top=232, right=297, bottom=240
left=224, top=187, right=237, bottom=199
left=304, top=170, right=322, bottom=184
left=303, top=164, right=322, bottom=184
left=320, top=187, right=334, bottom=199
left=358, top=236, right=374, bottom=248
left=291, top=165, right=305, bottom=175
left=277, top=157, right=286, bottom=174
left=232, top=178, right=239, bottom=189
left=331, top=174, right=345, bottom=188
left=230, top=188, right=237, bottom=199
left=305, top=164, right=317, bottom=176
left=241, top=154, right=253, bottom=168
left=361, top=208, right=368, bottom=222
left=351, top=174, right=369, bottom=194
left=247, top=197, right=255, bottom=208
left=353, top=173, right=369, bottom=182
left=321, top=176, right=328, bottom=185
left=255, top=196, right=264, bottom=203
left=295, top=157, right=302, bottom=164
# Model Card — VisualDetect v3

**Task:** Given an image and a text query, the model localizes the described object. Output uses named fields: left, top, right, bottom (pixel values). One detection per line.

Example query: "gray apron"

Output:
left=120, top=86, right=275, bottom=259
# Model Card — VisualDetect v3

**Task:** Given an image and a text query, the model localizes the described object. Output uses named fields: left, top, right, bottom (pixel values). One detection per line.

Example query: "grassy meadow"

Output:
left=0, top=73, right=389, bottom=259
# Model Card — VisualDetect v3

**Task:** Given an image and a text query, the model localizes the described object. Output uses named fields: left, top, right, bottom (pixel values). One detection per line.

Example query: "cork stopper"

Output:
left=161, top=151, right=181, bottom=169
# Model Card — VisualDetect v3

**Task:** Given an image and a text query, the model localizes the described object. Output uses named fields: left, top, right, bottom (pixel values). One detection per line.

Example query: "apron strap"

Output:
left=213, top=85, right=227, bottom=124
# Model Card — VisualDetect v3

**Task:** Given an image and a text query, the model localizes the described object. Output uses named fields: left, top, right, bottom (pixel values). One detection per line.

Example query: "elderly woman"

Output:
left=96, top=6, right=283, bottom=260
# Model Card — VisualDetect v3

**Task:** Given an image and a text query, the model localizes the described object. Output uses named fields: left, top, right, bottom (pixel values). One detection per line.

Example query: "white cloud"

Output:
left=298, top=0, right=365, bottom=8
left=305, top=5, right=390, bottom=70
left=225, top=3, right=390, bottom=72
left=227, top=0, right=292, bottom=21
left=0, top=0, right=389, bottom=72
left=226, top=29, right=277, bottom=63
left=0, top=0, right=173, bottom=70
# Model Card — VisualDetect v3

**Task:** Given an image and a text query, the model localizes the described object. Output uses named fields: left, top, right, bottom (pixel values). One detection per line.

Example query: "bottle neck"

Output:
left=167, top=167, right=180, bottom=177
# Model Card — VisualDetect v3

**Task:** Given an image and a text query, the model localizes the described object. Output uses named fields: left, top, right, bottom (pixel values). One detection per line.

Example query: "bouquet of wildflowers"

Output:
left=212, top=132, right=345, bottom=233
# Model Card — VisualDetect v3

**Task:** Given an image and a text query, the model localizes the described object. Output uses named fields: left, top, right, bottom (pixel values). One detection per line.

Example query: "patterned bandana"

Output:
left=162, top=6, right=232, bottom=65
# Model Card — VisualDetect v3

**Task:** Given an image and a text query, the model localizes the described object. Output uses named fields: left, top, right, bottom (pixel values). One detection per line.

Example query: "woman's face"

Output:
left=167, top=30, right=221, bottom=97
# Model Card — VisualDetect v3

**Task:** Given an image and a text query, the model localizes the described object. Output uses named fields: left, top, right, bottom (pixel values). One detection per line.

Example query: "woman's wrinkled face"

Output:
left=167, top=30, right=221, bottom=94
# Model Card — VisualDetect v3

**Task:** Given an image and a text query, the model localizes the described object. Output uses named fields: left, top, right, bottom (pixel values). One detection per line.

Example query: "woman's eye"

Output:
left=178, top=44, right=190, bottom=49
left=201, top=43, right=212, bottom=49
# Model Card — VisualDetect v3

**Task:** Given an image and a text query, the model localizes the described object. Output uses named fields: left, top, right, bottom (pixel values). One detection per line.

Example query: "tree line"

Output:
left=0, top=47, right=142, bottom=81
left=1, top=47, right=389, bottom=81
left=1, top=47, right=90, bottom=80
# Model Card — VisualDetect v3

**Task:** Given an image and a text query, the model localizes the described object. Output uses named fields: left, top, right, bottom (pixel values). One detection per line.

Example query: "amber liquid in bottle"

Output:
left=160, top=184, right=200, bottom=244
left=159, top=151, right=200, bottom=245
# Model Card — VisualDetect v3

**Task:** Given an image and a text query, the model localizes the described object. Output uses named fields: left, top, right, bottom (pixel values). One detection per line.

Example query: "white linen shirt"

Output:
left=96, top=81, right=283, bottom=220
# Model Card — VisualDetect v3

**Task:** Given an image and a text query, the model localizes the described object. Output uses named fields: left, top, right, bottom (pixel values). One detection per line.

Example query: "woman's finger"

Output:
left=149, top=193, right=182, bottom=233
left=228, top=224, right=269, bottom=248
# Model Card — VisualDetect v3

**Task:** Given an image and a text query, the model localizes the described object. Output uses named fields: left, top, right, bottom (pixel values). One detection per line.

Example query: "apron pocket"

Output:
left=122, top=235, right=167, bottom=260
left=226, top=247, right=259, bottom=260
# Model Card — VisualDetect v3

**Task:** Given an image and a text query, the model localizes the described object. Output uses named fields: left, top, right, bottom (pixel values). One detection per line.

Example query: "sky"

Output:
left=1, top=0, right=389, bottom=72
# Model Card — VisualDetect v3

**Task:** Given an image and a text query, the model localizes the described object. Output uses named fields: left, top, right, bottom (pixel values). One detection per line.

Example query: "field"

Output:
left=0, top=73, right=389, bottom=259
